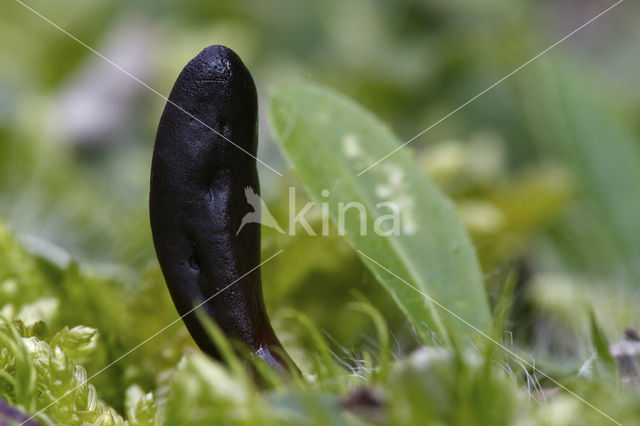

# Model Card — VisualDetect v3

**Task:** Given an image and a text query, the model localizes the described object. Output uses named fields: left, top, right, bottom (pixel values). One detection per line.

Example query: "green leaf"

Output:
left=268, top=84, right=491, bottom=344
left=517, top=61, right=640, bottom=285
left=588, top=310, right=617, bottom=375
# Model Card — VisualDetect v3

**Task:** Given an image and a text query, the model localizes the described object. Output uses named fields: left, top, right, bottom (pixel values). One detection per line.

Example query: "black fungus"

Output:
left=150, top=45, right=292, bottom=372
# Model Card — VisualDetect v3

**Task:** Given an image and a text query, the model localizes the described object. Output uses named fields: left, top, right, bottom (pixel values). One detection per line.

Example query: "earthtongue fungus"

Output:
left=150, top=45, right=294, bottom=373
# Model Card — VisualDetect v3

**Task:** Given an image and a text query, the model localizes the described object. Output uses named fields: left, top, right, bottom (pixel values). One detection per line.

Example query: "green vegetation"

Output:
left=269, top=84, right=491, bottom=344
left=1, top=1, right=640, bottom=425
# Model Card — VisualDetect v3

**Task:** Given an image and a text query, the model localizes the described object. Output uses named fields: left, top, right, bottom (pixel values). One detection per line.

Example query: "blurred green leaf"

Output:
left=519, top=61, right=640, bottom=284
left=588, top=310, right=617, bottom=376
left=269, top=84, right=491, bottom=345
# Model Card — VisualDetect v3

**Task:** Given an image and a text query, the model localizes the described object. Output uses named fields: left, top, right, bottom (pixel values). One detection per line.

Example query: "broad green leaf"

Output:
left=268, top=84, right=491, bottom=344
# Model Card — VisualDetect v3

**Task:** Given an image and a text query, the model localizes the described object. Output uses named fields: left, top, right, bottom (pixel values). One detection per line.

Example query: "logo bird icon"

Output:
left=237, top=186, right=285, bottom=235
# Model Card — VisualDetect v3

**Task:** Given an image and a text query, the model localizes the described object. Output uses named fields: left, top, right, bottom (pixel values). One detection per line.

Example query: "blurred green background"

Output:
left=1, top=0, right=640, bottom=424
